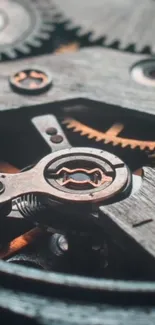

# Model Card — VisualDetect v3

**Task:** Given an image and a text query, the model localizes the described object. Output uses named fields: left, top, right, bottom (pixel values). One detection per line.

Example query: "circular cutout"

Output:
left=131, top=60, right=155, bottom=87
left=44, top=148, right=130, bottom=204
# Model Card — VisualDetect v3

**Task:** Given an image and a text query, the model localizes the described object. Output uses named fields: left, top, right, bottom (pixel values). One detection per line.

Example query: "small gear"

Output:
left=0, top=0, right=57, bottom=59
left=55, top=0, right=155, bottom=53
left=63, top=118, right=155, bottom=151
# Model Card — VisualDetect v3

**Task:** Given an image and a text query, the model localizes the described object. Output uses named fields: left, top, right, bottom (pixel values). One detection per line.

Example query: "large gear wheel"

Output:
left=0, top=0, right=56, bottom=60
left=63, top=118, right=155, bottom=151
left=55, top=0, right=155, bottom=53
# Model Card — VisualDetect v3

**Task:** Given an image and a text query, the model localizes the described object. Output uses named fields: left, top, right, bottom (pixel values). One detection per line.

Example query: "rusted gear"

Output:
left=63, top=118, right=155, bottom=151
left=0, top=0, right=56, bottom=59
left=55, top=0, right=155, bottom=53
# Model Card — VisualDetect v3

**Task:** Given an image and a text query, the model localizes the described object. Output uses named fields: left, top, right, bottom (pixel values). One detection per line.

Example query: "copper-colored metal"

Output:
left=53, top=167, right=112, bottom=188
left=10, top=69, right=52, bottom=94
left=0, top=227, right=42, bottom=260
left=104, top=123, right=124, bottom=136
left=0, top=161, right=19, bottom=173
left=63, top=118, right=155, bottom=151
left=55, top=43, right=79, bottom=54
left=14, top=70, right=48, bottom=89
left=0, top=162, right=43, bottom=257
left=0, top=148, right=130, bottom=205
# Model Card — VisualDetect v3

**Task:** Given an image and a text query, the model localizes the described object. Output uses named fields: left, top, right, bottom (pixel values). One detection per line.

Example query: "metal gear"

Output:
left=0, top=0, right=56, bottom=59
left=55, top=0, right=155, bottom=53
left=63, top=118, right=155, bottom=151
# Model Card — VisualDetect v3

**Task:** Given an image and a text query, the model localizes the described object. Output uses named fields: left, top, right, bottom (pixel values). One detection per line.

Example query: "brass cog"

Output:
left=63, top=118, right=155, bottom=151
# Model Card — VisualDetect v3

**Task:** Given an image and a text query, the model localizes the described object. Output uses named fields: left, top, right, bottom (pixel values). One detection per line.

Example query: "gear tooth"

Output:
left=150, top=145, right=155, bottom=151
left=67, top=124, right=75, bottom=130
left=95, top=137, right=103, bottom=142
left=112, top=141, right=119, bottom=147
left=80, top=131, right=86, bottom=136
left=103, top=139, right=111, bottom=144
left=87, top=134, right=95, bottom=139
left=54, top=15, right=67, bottom=23
left=17, top=45, right=31, bottom=54
left=65, top=21, right=77, bottom=31
left=4, top=49, right=17, bottom=59
left=121, top=142, right=129, bottom=148
left=38, top=32, right=51, bottom=40
left=89, top=32, right=99, bottom=42
left=66, top=125, right=74, bottom=130
left=55, top=0, right=155, bottom=54
left=139, top=145, right=145, bottom=151
left=73, top=127, right=81, bottom=133
left=42, top=25, right=55, bottom=32
left=28, top=39, right=42, bottom=48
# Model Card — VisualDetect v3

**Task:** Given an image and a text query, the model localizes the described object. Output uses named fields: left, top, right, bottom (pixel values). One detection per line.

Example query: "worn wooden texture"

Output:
left=0, top=48, right=154, bottom=117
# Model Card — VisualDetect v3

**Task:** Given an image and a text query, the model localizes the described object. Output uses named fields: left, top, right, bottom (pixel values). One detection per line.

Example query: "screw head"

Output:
left=46, top=127, right=57, bottom=136
left=57, top=235, right=68, bottom=252
left=50, top=134, right=63, bottom=143
left=9, top=68, right=52, bottom=95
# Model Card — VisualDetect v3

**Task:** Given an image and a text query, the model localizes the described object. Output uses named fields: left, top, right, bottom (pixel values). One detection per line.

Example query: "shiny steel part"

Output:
left=15, top=193, right=63, bottom=221
left=0, top=0, right=56, bottom=59
left=63, top=118, right=155, bottom=151
left=13, top=114, right=70, bottom=221
left=31, top=115, right=71, bottom=152
left=55, top=0, right=155, bottom=52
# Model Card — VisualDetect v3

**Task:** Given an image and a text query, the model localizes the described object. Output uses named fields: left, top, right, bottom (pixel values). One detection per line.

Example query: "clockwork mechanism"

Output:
left=60, top=102, right=155, bottom=172
left=0, top=98, right=154, bottom=280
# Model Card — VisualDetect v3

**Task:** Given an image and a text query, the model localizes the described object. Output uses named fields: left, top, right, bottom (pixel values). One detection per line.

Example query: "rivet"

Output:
left=46, top=127, right=57, bottom=136
left=50, top=134, right=63, bottom=143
